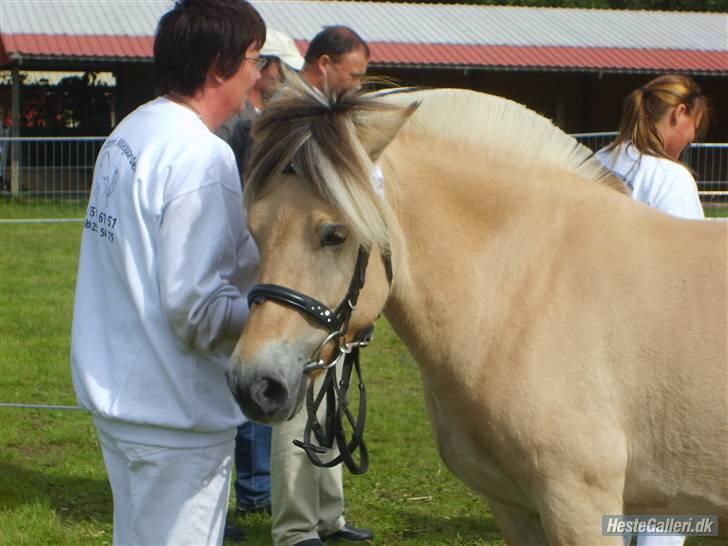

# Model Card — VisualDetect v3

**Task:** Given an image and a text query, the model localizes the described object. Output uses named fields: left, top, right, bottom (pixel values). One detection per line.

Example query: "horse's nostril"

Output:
left=262, top=378, right=286, bottom=402
left=250, top=376, right=289, bottom=417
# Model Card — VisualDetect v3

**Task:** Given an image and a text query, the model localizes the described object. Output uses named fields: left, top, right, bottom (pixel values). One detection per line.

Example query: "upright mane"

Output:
left=245, top=74, right=403, bottom=254
left=376, top=87, right=625, bottom=193
left=244, top=77, right=626, bottom=255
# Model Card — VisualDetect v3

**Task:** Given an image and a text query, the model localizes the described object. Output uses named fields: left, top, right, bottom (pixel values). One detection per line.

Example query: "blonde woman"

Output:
left=597, top=74, right=709, bottom=546
left=597, top=74, right=709, bottom=220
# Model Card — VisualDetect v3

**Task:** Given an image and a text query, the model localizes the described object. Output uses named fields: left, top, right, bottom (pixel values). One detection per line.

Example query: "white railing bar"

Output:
left=0, top=136, right=106, bottom=142
left=689, top=143, right=728, bottom=149
left=0, top=402, right=85, bottom=411
left=571, top=131, right=618, bottom=138
left=0, top=218, right=84, bottom=224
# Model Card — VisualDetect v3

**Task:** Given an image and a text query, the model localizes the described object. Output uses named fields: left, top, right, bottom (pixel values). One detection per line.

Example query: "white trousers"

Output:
left=625, top=531, right=685, bottom=546
left=97, top=428, right=234, bottom=546
left=270, top=373, right=346, bottom=546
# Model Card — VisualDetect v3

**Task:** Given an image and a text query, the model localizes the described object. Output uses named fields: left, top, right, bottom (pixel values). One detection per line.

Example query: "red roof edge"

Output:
left=2, top=34, right=154, bottom=60
left=364, top=42, right=728, bottom=73
left=2, top=34, right=727, bottom=73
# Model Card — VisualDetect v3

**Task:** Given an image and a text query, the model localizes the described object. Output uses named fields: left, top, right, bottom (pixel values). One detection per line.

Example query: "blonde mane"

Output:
left=244, top=79, right=626, bottom=260
left=377, top=87, right=625, bottom=192
left=245, top=75, right=403, bottom=256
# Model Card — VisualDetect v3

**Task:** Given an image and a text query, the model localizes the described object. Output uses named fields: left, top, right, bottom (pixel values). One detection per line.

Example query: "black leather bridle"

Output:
left=247, top=246, right=391, bottom=474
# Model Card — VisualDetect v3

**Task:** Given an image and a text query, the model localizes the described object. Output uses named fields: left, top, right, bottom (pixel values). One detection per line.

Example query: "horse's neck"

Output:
left=381, top=135, right=596, bottom=379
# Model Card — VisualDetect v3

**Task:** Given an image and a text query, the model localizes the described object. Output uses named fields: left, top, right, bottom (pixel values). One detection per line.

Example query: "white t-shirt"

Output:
left=596, top=142, right=704, bottom=220
left=71, top=97, right=258, bottom=446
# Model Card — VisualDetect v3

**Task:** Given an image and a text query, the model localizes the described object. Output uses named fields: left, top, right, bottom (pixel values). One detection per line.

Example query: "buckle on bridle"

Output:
left=340, top=333, right=373, bottom=354
left=303, top=330, right=343, bottom=374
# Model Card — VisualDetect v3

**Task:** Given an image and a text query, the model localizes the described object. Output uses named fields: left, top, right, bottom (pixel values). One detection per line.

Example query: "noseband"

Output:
left=247, top=246, right=391, bottom=474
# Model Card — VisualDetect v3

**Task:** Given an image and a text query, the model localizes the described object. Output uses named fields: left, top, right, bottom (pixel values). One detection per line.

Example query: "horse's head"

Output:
left=227, top=78, right=417, bottom=423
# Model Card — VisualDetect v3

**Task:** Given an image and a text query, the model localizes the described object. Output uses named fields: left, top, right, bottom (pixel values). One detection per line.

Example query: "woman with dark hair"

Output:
left=71, top=1, right=265, bottom=544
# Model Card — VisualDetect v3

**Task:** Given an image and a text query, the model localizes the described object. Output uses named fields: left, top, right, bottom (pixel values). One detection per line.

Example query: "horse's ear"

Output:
left=358, top=101, right=420, bottom=161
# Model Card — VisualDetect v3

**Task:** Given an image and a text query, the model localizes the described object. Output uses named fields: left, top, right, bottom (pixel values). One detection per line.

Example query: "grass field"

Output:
left=1, top=197, right=727, bottom=222
left=1, top=209, right=725, bottom=546
left=0, top=218, right=501, bottom=546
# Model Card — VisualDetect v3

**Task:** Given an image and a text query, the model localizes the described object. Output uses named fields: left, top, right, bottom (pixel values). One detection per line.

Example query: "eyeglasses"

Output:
left=244, top=56, right=271, bottom=71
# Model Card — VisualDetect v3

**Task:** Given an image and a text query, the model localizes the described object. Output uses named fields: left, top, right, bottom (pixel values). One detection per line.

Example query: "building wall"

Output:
left=113, top=62, right=156, bottom=123
left=3, top=62, right=725, bottom=142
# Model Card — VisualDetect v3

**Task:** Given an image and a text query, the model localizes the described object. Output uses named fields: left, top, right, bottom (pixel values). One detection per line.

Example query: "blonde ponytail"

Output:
left=607, top=74, right=709, bottom=163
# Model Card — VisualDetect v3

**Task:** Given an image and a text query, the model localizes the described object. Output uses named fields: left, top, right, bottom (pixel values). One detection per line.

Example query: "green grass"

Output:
left=0, top=197, right=87, bottom=220
left=704, top=205, right=728, bottom=218
left=0, top=220, right=500, bottom=545
left=1, top=196, right=726, bottom=222
left=1, top=212, right=724, bottom=546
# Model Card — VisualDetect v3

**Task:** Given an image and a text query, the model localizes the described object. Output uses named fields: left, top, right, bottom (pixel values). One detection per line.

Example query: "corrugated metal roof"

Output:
left=255, top=2, right=726, bottom=51
left=1, top=0, right=161, bottom=36
left=1, top=1, right=726, bottom=73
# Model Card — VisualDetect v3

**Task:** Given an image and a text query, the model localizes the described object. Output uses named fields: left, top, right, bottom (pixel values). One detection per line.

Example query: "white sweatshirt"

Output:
left=596, top=142, right=704, bottom=219
left=71, top=97, right=258, bottom=447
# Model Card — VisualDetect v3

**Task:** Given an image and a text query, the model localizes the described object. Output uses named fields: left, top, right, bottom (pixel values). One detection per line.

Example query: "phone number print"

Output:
left=85, top=206, right=117, bottom=242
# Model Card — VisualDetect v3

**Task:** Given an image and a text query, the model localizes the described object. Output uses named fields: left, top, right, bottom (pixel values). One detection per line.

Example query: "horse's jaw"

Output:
left=227, top=341, right=308, bottom=424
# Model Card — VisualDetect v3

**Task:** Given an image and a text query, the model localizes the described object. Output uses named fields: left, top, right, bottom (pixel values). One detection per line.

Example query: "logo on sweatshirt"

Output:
left=94, top=151, right=119, bottom=208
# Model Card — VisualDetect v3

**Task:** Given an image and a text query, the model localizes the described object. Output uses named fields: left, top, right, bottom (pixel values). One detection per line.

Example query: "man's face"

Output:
left=323, top=47, right=368, bottom=94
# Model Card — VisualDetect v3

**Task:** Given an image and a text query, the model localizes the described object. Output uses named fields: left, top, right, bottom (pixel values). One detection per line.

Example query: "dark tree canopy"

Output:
left=356, top=0, right=728, bottom=12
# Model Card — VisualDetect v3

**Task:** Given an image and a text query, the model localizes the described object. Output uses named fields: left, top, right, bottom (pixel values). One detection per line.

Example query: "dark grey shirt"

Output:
left=215, top=101, right=258, bottom=185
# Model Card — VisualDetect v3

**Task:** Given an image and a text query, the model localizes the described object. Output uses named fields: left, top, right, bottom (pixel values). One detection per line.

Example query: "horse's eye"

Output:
left=320, top=224, right=348, bottom=247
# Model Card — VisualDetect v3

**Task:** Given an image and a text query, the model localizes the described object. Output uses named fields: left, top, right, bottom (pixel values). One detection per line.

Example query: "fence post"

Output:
left=10, top=67, right=21, bottom=197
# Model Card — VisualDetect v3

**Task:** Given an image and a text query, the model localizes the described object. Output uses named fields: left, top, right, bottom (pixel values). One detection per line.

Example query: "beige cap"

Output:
left=261, top=29, right=305, bottom=71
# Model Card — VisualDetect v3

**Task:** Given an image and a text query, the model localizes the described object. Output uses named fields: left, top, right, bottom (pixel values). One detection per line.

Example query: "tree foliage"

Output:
left=3, top=73, right=113, bottom=136
left=364, top=0, right=728, bottom=12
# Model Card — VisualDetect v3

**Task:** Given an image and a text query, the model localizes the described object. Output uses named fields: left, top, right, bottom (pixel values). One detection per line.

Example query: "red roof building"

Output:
left=1, top=1, right=726, bottom=137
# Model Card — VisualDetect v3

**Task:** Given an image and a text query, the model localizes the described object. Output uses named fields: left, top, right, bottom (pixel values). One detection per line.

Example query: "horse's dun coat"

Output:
left=228, top=78, right=728, bottom=545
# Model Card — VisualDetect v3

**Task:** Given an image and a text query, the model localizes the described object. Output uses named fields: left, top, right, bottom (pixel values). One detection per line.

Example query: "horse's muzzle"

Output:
left=227, top=366, right=303, bottom=424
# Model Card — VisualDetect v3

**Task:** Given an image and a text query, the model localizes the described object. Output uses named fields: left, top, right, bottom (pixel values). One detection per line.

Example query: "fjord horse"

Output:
left=227, top=79, right=728, bottom=544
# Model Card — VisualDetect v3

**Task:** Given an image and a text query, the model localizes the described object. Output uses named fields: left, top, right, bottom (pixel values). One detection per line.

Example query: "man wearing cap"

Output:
left=217, top=29, right=304, bottom=543
left=217, top=29, right=304, bottom=178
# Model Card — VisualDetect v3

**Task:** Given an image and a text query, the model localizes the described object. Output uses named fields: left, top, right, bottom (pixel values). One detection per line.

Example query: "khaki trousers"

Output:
left=271, top=371, right=346, bottom=546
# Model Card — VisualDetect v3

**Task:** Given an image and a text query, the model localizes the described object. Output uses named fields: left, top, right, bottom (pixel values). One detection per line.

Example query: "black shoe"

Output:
left=236, top=504, right=271, bottom=517
left=321, top=523, right=373, bottom=543
left=224, top=519, right=247, bottom=542
left=294, top=540, right=326, bottom=546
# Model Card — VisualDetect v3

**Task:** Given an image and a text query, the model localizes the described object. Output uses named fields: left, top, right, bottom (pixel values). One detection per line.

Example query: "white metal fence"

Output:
left=0, top=136, right=105, bottom=221
left=572, top=131, right=618, bottom=152
left=1, top=134, right=727, bottom=221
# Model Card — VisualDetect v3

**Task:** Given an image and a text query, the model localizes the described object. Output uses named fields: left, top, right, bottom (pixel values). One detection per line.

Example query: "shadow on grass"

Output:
left=0, top=461, right=112, bottom=525
left=224, top=511, right=274, bottom=545
left=388, top=505, right=503, bottom=544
